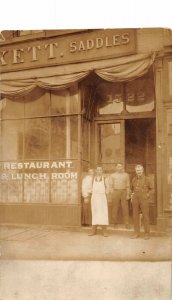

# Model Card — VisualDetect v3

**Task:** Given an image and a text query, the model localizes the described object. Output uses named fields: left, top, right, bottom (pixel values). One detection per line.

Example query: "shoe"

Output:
left=88, top=232, right=96, bottom=236
left=144, top=234, right=150, bottom=240
left=102, top=226, right=108, bottom=237
left=125, top=224, right=131, bottom=229
left=130, top=233, right=140, bottom=239
left=88, top=226, right=97, bottom=236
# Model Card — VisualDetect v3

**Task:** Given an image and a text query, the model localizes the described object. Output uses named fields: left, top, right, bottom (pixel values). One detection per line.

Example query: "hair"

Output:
left=96, top=166, right=103, bottom=170
left=135, top=164, right=144, bottom=170
left=116, top=162, right=123, bottom=166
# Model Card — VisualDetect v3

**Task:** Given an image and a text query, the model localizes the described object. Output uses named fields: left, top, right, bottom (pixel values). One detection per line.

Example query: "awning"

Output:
left=0, top=53, right=156, bottom=97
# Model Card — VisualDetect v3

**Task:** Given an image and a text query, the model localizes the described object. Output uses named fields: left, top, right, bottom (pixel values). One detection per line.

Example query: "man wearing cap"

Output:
left=130, top=164, right=152, bottom=240
left=110, top=163, right=130, bottom=229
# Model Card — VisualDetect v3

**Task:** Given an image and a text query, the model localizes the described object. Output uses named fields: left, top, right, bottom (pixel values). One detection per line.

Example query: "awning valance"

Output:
left=0, top=53, right=156, bottom=97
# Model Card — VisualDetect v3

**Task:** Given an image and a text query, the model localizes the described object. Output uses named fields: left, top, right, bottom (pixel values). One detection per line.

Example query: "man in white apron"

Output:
left=89, top=166, right=109, bottom=237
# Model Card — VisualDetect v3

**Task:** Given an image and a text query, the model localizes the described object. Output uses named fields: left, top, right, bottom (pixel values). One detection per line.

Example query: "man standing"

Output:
left=89, top=166, right=109, bottom=237
left=130, top=164, right=151, bottom=240
left=110, top=163, right=130, bottom=229
left=81, top=169, right=94, bottom=225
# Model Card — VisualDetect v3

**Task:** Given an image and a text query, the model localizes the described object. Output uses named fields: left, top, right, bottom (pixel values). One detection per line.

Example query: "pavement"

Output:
left=0, top=224, right=171, bottom=261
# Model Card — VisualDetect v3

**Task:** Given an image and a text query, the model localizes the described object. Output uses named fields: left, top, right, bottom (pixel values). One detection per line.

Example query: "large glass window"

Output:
left=0, top=85, right=80, bottom=204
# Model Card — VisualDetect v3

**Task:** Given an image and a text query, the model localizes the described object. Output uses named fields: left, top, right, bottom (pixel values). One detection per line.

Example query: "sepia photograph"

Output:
left=0, top=3, right=172, bottom=299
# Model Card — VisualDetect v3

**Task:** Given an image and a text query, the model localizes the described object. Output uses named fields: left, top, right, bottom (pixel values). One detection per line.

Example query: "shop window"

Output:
left=0, top=86, right=79, bottom=204
left=24, top=118, right=50, bottom=160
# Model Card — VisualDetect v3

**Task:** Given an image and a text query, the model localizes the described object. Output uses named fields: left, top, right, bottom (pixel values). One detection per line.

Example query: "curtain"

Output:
left=0, top=53, right=156, bottom=97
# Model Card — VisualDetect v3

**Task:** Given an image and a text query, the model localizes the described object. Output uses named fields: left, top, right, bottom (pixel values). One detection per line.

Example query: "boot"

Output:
left=102, top=226, right=108, bottom=237
left=88, top=225, right=97, bottom=236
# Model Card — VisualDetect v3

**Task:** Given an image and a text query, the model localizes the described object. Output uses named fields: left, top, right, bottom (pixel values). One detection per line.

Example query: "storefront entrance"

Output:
left=82, top=117, right=156, bottom=226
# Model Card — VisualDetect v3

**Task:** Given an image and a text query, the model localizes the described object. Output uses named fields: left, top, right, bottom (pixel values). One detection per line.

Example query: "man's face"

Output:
left=135, top=166, right=144, bottom=176
left=116, top=164, right=123, bottom=172
left=96, top=167, right=103, bottom=176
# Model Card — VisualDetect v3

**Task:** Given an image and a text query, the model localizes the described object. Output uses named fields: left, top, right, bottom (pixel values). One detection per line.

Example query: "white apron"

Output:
left=91, top=177, right=109, bottom=225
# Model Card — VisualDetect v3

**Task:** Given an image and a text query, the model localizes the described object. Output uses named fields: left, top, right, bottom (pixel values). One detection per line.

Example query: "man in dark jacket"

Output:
left=130, top=164, right=152, bottom=240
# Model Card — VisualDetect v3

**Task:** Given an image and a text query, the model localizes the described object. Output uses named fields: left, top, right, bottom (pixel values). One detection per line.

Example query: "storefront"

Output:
left=0, top=28, right=171, bottom=231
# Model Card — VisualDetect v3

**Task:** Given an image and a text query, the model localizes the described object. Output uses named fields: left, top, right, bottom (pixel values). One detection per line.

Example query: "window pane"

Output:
left=70, top=85, right=80, bottom=114
left=51, top=117, right=66, bottom=159
left=51, top=90, right=67, bottom=115
left=126, top=72, right=155, bottom=113
left=51, top=160, right=78, bottom=204
left=70, top=116, right=78, bottom=158
left=24, top=118, right=49, bottom=160
left=1, top=120, right=23, bottom=160
left=1, top=97, right=24, bottom=119
left=24, top=167, right=49, bottom=203
left=0, top=167, right=23, bottom=203
left=25, top=88, right=50, bottom=117
left=99, top=123, right=121, bottom=163
left=96, top=82, right=124, bottom=115
left=51, top=85, right=79, bottom=116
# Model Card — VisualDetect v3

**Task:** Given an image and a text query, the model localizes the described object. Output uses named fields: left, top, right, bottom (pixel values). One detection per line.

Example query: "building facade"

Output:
left=0, top=28, right=172, bottom=231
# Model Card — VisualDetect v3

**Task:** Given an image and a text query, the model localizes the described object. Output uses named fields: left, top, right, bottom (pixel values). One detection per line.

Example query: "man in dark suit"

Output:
left=130, top=164, right=152, bottom=240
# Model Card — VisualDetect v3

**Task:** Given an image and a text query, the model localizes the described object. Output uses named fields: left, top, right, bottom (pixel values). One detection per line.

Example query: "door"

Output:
left=95, top=118, right=156, bottom=225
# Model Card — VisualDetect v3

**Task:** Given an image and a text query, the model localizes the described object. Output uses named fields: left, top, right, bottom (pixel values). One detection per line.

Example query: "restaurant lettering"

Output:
left=0, top=29, right=136, bottom=71
left=0, top=161, right=78, bottom=180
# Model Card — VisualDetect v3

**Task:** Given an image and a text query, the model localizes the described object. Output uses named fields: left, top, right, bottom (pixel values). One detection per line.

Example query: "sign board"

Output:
left=0, top=29, right=136, bottom=72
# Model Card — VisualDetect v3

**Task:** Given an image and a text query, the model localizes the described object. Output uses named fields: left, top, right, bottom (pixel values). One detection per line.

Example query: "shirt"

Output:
left=131, top=175, right=151, bottom=193
left=110, top=172, right=130, bottom=190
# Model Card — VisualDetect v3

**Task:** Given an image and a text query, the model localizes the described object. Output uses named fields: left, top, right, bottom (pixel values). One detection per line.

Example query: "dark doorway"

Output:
left=125, top=118, right=157, bottom=224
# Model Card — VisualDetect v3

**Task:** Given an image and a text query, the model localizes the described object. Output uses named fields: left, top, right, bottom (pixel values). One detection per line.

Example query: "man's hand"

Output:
left=130, top=193, right=134, bottom=203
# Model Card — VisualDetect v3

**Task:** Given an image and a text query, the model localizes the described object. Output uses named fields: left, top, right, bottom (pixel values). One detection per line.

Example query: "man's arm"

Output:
left=126, top=173, right=130, bottom=200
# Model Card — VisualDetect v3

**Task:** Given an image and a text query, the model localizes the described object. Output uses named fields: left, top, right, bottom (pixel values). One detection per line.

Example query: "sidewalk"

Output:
left=0, top=225, right=172, bottom=261
left=0, top=224, right=171, bottom=261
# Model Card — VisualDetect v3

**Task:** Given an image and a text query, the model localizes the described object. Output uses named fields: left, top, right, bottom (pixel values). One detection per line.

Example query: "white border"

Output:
left=1, top=0, right=172, bottom=29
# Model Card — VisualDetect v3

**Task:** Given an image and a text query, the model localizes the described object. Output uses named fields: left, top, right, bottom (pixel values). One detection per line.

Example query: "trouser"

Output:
left=132, top=193, right=150, bottom=234
left=111, top=190, right=129, bottom=225
left=82, top=197, right=91, bottom=225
